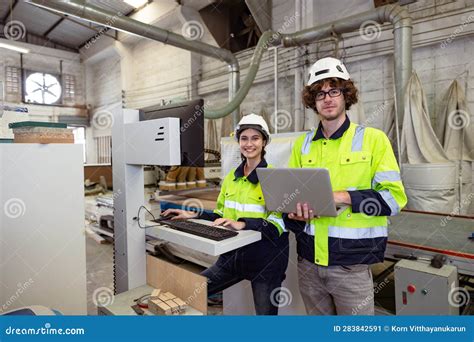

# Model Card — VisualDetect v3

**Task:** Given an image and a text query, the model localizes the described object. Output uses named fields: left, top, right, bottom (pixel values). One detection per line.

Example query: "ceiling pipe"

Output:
left=25, top=0, right=241, bottom=125
left=26, top=1, right=412, bottom=130
left=293, top=0, right=303, bottom=132
left=278, top=4, right=412, bottom=130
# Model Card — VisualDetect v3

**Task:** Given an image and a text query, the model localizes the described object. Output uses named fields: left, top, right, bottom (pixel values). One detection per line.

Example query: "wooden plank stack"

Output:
left=148, top=288, right=188, bottom=315
left=9, top=121, right=74, bottom=144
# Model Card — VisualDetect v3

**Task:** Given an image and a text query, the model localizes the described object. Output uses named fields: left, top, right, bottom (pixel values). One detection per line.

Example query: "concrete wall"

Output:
left=0, top=39, right=86, bottom=142
left=82, top=0, right=474, bottom=163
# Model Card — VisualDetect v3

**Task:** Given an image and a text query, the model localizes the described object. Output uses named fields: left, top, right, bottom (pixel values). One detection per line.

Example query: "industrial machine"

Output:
left=394, top=259, right=459, bottom=315
left=140, top=99, right=205, bottom=167
left=386, top=211, right=473, bottom=315
left=110, top=102, right=260, bottom=302
left=109, top=103, right=473, bottom=316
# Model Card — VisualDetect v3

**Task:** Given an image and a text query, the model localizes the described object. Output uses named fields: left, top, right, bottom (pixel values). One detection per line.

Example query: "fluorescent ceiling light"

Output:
left=0, top=42, right=29, bottom=54
left=123, top=0, right=148, bottom=8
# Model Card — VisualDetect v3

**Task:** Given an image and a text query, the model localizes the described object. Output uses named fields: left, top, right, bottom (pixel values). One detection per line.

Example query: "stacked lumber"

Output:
left=148, top=289, right=188, bottom=315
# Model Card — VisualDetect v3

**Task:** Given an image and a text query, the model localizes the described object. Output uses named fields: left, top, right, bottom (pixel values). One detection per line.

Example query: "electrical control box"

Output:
left=394, top=259, right=459, bottom=315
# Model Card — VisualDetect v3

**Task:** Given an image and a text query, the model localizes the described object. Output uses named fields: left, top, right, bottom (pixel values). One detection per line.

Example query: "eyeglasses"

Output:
left=315, top=88, right=344, bottom=101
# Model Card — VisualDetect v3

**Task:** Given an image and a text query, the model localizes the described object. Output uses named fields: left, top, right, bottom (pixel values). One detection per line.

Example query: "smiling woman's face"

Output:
left=239, top=128, right=265, bottom=160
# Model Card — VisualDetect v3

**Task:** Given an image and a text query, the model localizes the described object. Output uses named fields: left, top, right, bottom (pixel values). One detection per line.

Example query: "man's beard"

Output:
left=319, top=108, right=344, bottom=121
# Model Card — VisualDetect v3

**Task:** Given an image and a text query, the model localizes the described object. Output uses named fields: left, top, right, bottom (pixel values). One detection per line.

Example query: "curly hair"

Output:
left=302, top=78, right=359, bottom=113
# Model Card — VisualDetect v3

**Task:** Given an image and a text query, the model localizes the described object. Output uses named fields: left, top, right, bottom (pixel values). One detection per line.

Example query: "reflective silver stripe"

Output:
left=351, top=125, right=365, bottom=152
left=300, top=224, right=387, bottom=238
left=301, top=129, right=316, bottom=155
left=347, top=187, right=357, bottom=191
left=328, top=225, right=388, bottom=239
left=214, top=209, right=223, bottom=216
left=267, top=214, right=287, bottom=232
left=304, top=223, right=315, bottom=236
left=379, top=189, right=400, bottom=216
left=224, top=200, right=266, bottom=213
left=372, top=171, right=401, bottom=188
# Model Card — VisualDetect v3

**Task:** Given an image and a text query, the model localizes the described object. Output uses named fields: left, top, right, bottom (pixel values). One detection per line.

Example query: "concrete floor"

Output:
left=84, top=233, right=394, bottom=315
left=85, top=235, right=474, bottom=316
left=85, top=235, right=114, bottom=315
left=85, top=235, right=223, bottom=315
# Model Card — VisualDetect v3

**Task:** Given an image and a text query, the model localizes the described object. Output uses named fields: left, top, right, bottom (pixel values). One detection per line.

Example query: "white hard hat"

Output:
left=234, top=113, right=271, bottom=144
left=307, top=57, right=350, bottom=86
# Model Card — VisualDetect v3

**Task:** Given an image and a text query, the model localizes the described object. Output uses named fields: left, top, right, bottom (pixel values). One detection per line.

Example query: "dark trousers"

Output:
left=201, top=260, right=285, bottom=315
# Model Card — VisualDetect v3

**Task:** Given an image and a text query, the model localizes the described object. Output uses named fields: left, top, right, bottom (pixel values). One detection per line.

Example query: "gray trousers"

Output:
left=297, top=256, right=374, bottom=315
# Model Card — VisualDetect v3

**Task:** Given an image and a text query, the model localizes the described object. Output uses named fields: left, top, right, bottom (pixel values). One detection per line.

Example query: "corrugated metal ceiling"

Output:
left=0, top=0, right=139, bottom=51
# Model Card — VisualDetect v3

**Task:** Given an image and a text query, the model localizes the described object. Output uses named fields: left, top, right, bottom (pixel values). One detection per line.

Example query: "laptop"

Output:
left=256, top=168, right=348, bottom=217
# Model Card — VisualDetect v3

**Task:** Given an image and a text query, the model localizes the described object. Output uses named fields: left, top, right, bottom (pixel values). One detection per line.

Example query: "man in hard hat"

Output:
left=284, top=57, right=407, bottom=315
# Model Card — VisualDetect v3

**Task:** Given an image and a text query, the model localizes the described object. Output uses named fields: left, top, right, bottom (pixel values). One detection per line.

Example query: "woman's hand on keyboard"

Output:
left=161, top=208, right=198, bottom=220
left=212, top=218, right=246, bottom=230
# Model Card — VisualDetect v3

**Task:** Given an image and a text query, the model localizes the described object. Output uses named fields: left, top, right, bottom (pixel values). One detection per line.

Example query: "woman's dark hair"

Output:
left=302, top=77, right=358, bottom=113
left=237, top=128, right=267, bottom=161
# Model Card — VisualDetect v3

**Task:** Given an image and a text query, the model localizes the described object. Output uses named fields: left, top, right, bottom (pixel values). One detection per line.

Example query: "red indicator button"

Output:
left=407, top=285, right=416, bottom=293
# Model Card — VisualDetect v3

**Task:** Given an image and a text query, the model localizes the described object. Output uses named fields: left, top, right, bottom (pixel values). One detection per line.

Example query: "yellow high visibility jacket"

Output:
left=214, top=160, right=286, bottom=236
left=203, top=159, right=288, bottom=278
left=286, top=117, right=407, bottom=266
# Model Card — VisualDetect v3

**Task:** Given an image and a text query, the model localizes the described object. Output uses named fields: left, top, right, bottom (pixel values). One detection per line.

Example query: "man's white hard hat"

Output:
left=307, top=57, right=350, bottom=86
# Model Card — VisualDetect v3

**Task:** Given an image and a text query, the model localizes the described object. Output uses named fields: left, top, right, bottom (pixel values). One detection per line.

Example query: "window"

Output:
left=24, top=72, right=62, bottom=105
left=5, top=66, right=20, bottom=94
left=63, top=74, right=76, bottom=103
left=5, top=66, right=21, bottom=101
left=69, top=125, right=86, bottom=163
left=95, top=136, right=111, bottom=164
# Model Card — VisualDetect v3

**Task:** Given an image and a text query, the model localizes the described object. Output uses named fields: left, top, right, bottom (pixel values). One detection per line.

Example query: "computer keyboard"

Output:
left=153, top=219, right=238, bottom=241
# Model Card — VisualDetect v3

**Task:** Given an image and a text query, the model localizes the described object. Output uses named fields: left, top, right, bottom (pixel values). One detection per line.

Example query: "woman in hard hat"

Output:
left=162, top=114, right=289, bottom=315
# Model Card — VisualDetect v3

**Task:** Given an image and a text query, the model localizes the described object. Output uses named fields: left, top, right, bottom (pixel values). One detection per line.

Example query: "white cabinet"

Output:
left=0, top=144, right=87, bottom=315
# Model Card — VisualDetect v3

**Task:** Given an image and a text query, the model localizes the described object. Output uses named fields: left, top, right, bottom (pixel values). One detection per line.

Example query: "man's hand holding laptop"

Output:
left=287, top=191, right=351, bottom=222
